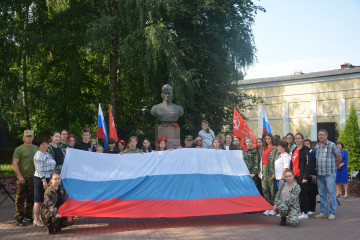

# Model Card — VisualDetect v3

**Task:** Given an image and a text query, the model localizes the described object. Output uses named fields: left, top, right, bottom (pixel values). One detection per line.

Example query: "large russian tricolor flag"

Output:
left=59, top=148, right=271, bottom=218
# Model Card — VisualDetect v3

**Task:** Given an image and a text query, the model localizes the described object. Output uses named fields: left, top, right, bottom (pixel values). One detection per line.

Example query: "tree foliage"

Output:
left=0, top=0, right=263, bottom=147
left=338, top=105, right=360, bottom=172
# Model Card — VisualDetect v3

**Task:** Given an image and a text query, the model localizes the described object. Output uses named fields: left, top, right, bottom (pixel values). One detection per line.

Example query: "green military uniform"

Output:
left=260, top=146, right=279, bottom=205
left=243, top=148, right=259, bottom=184
left=13, top=144, right=38, bottom=220
left=123, top=148, right=142, bottom=154
left=275, top=182, right=301, bottom=226
left=41, top=186, right=73, bottom=233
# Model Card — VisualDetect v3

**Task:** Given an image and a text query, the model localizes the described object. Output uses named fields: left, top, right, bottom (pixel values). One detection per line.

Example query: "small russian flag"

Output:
left=97, top=104, right=108, bottom=149
left=262, top=107, right=272, bottom=136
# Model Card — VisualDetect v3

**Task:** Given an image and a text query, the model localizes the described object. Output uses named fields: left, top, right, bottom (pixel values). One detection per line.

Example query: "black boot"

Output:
left=280, top=217, right=287, bottom=226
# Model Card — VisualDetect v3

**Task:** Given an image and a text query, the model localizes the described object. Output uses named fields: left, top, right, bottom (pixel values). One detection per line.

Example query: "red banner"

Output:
left=233, top=107, right=256, bottom=150
left=109, top=104, right=119, bottom=142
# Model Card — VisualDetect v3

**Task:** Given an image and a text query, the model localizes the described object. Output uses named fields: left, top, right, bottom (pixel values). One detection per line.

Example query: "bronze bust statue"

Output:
left=151, top=84, right=184, bottom=123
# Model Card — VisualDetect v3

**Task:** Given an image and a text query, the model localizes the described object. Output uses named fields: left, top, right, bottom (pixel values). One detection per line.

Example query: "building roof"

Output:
left=239, top=65, right=360, bottom=87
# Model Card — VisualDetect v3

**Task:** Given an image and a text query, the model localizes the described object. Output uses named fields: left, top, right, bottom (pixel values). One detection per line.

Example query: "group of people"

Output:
left=240, top=130, right=347, bottom=227
left=12, top=130, right=73, bottom=234
left=12, top=120, right=349, bottom=233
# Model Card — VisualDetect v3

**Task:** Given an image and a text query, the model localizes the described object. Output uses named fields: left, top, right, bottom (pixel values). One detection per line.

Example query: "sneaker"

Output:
left=298, top=212, right=308, bottom=219
left=328, top=214, right=336, bottom=220
left=33, top=220, right=44, bottom=227
left=307, top=211, right=315, bottom=215
left=268, top=210, right=277, bottom=216
left=16, top=219, right=25, bottom=226
left=263, top=210, right=270, bottom=215
left=276, top=213, right=281, bottom=217
left=315, top=213, right=329, bottom=218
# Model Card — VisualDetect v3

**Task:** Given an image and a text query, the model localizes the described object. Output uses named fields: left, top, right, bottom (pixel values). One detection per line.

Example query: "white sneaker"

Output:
left=263, top=210, right=270, bottom=215
left=298, top=212, right=308, bottom=219
left=307, top=211, right=314, bottom=215
left=268, top=210, right=277, bottom=216
left=276, top=214, right=281, bottom=217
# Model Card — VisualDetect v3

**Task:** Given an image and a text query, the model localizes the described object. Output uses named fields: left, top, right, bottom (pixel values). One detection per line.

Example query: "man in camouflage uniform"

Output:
left=12, top=130, right=38, bottom=226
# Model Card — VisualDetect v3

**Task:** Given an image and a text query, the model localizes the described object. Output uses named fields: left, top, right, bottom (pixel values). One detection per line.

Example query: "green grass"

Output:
left=0, top=164, right=16, bottom=176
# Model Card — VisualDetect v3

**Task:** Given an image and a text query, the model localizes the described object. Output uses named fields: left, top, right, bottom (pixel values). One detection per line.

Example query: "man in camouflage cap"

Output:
left=184, top=135, right=193, bottom=148
left=12, top=130, right=38, bottom=226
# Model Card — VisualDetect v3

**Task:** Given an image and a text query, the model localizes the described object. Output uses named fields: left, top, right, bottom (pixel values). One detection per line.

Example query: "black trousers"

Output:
left=295, top=177, right=309, bottom=214
left=308, top=181, right=318, bottom=212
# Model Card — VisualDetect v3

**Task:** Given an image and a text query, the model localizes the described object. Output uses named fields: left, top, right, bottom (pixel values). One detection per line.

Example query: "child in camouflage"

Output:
left=273, top=169, right=301, bottom=226
left=41, top=172, right=73, bottom=234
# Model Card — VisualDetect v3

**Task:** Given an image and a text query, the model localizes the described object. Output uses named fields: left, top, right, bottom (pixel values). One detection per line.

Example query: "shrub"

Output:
left=338, top=105, right=360, bottom=172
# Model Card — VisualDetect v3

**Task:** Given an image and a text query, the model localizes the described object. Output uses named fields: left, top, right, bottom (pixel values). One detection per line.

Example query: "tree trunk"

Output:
left=22, top=4, right=31, bottom=130
left=109, top=0, right=119, bottom=118
left=109, top=36, right=119, bottom=118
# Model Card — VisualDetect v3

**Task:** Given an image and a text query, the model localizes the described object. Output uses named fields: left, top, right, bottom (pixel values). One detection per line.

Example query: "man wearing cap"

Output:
left=12, top=130, right=38, bottom=226
left=184, top=135, right=193, bottom=148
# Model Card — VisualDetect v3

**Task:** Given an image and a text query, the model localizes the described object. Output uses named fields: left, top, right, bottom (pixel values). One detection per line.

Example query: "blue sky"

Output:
left=244, top=0, right=360, bottom=79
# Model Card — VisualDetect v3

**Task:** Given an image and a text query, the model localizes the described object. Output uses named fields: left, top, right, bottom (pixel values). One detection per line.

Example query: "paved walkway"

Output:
left=0, top=194, right=359, bottom=240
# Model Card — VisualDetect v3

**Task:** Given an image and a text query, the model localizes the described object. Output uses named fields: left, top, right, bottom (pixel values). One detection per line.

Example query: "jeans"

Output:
left=317, top=172, right=337, bottom=215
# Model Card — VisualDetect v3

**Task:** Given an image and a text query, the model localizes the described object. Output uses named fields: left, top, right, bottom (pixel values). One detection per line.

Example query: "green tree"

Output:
left=338, top=105, right=360, bottom=172
left=1, top=0, right=263, bottom=147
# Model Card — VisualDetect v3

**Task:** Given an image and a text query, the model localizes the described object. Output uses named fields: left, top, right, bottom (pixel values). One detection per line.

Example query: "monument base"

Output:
left=155, top=124, right=180, bottom=148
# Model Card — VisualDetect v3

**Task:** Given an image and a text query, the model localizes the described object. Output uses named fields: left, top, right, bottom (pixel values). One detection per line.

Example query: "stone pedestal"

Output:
left=155, top=124, right=180, bottom=148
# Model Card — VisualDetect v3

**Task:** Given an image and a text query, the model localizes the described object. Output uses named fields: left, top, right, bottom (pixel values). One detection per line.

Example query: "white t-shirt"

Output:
left=275, top=152, right=291, bottom=180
